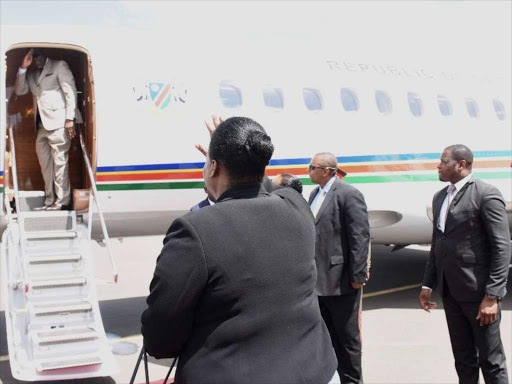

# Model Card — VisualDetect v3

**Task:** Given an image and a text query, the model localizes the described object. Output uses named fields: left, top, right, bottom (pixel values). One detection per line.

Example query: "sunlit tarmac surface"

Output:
left=1, top=238, right=510, bottom=383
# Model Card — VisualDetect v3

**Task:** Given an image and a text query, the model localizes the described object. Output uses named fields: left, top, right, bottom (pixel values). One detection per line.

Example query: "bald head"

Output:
left=309, top=152, right=338, bottom=187
left=314, top=152, right=338, bottom=169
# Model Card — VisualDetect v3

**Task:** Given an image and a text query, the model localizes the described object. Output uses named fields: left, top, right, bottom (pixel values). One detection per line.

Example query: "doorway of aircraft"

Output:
left=3, top=45, right=96, bottom=207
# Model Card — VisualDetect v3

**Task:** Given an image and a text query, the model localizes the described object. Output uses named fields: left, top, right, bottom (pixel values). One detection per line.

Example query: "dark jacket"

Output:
left=308, top=178, right=370, bottom=296
left=423, top=178, right=511, bottom=302
left=190, top=197, right=210, bottom=211
left=142, top=182, right=337, bottom=384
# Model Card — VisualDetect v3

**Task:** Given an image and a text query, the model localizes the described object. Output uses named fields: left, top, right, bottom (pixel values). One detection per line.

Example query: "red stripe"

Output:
left=97, top=171, right=202, bottom=182
left=155, top=84, right=171, bottom=107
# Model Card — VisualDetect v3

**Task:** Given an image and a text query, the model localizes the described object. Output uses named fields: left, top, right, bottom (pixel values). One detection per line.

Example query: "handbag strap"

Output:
left=129, top=345, right=178, bottom=384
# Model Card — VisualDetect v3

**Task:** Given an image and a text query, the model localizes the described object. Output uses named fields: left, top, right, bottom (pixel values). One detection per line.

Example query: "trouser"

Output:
left=443, top=289, right=509, bottom=384
left=319, top=290, right=363, bottom=384
left=35, top=125, right=71, bottom=206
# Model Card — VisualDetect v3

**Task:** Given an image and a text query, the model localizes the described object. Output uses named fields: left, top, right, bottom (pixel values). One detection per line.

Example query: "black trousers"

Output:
left=443, top=289, right=509, bottom=384
left=319, top=290, right=362, bottom=384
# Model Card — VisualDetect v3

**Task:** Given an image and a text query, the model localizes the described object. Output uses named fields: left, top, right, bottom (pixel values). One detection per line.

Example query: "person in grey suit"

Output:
left=419, top=144, right=510, bottom=383
left=308, top=152, right=370, bottom=384
left=15, top=48, right=81, bottom=211
left=142, top=117, right=337, bottom=384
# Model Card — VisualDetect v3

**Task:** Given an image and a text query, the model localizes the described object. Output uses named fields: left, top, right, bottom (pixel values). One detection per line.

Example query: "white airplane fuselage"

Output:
left=1, top=26, right=511, bottom=245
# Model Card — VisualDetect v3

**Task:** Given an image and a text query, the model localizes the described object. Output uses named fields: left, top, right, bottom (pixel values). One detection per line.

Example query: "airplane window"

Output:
left=407, top=92, right=423, bottom=117
left=219, top=83, right=242, bottom=108
left=465, top=98, right=479, bottom=118
left=303, top=88, right=323, bottom=111
left=375, top=90, right=392, bottom=115
left=263, top=87, right=284, bottom=109
left=493, top=98, right=506, bottom=120
left=437, top=95, right=452, bottom=116
left=340, top=88, right=359, bottom=111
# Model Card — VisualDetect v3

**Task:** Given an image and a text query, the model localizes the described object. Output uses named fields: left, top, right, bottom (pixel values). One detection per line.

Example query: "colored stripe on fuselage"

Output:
left=95, top=151, right=511, bottom=191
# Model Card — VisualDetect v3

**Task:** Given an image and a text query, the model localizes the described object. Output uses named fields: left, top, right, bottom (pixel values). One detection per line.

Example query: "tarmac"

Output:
left=1, top=237, right=510, bottom=384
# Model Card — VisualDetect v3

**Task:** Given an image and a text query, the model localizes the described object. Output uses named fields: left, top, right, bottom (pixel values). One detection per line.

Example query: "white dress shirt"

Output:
left=310, top=176, right=336, bottom=218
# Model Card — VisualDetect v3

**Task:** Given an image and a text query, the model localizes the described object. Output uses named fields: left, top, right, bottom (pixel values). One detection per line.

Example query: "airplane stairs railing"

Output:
left=1, top=123, right=119, bottom=381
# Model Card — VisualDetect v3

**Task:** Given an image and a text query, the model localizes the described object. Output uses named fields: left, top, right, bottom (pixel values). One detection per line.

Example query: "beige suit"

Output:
left=15, top=58, right=82, bottom=206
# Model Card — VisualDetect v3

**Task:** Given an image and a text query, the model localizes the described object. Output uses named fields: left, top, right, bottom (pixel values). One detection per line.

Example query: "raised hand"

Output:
left=21, top=49, right=33, bottom=69
left=196, top=115, right=224, bottom=157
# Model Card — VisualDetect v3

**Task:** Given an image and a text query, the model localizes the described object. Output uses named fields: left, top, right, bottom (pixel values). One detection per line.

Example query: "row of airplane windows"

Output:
left=219, top=84, right=507, bottom=121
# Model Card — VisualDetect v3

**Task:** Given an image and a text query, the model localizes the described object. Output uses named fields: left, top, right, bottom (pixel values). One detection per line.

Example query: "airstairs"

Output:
left=1, top=125, right=119, bottom=381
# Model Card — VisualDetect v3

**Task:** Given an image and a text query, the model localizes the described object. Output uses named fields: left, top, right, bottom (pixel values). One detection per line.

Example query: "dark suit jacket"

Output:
left=190, top=197, right=210, bottom=211
left=309, top=178, right=370, bottom=296
left=423, top=178, right=511, bottom=302
left=142, top=182, right=337, bottom=384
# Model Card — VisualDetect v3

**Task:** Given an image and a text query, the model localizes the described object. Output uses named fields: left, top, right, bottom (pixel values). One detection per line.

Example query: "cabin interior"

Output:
left=4, top=46, right=96, bottom=206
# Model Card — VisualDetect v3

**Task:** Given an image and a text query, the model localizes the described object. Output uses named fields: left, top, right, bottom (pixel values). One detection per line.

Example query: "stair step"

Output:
left=30, top=300, right=92, bottom=316
left=36, top=353, right=103, bottom=372
left=25, top=231, right=78, bottom=240
left=32, top=326, right=98, bottom=345
left=28, top=253, right=82, bottom=264
left=30, top=276, right=87, bottom=290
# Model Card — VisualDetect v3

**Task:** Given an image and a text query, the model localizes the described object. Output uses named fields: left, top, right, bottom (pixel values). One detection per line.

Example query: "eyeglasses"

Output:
left=308, top=164, right=335, bottom=172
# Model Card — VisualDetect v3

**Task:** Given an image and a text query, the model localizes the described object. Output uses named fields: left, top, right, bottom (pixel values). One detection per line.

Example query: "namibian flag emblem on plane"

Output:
left=148, top=83, right=187, bottom=110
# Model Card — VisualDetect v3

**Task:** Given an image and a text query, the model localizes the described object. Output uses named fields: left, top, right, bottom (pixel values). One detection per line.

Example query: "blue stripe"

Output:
left=97, top=150, right=512, bottom=173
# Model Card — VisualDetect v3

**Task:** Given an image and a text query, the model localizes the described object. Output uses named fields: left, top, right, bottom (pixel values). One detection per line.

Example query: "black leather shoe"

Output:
left=45, top=203, right=62, bottom=211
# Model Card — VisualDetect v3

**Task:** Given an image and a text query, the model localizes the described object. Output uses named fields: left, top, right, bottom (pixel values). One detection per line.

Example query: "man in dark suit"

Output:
left=419, top=144, right=510, bottom=383
left=142, top=117, right=337, bottom=384
left=308, top=152, right=370, bottom=384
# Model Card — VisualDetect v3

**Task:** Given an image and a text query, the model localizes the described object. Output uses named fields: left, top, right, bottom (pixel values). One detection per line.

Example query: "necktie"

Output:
left=443, top=184, right=456, bottom=229
left=312, top=190, right=326, bottom=218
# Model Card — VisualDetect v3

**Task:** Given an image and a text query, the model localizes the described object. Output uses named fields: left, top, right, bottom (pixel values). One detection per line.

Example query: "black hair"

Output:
left=209, top=117, right=274, bottom=183
left=277, top=173, right=303, bottom=194
left=446, top=144, right=473, bottom=169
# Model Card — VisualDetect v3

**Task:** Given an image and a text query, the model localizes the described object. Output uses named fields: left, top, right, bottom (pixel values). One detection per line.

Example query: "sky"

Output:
left=0, top=1, right=511, bottom=81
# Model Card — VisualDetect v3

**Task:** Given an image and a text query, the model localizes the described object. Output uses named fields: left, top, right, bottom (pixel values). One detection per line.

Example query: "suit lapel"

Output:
left=308, top=186, right=320, bottom=205
left=314, top=181, right=337, bottom=224
left=444, top=179, right=474, bottom=233
left=451, top=179, right=473, bottom=208
left=37, top=59, right=52, bottom=87
left=433, top=186, right=448, bottom=229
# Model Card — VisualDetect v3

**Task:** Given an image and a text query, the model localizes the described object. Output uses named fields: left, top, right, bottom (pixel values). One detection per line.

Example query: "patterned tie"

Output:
left=443, top=184, right=456, bottom=229
left=312, top=190, right=326, bottom=218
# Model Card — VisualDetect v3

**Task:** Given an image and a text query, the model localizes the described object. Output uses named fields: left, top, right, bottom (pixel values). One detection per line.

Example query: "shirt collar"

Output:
left=451, top=173, right=472, bottom=192
left=320, top=176, right=336, bottom=194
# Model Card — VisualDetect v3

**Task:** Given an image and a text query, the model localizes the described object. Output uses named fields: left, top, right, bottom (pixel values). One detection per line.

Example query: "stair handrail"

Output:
left=8, top=125, right=22, bottom=219
left=78, top=129, right=118, bottom=283
left=7, top=124, right=30, bottom=294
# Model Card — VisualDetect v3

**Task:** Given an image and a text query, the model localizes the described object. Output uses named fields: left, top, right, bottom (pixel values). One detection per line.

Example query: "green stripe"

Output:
left=96, top=171, right=511, bottom=191
left=302, top=171, right=511, bottom=185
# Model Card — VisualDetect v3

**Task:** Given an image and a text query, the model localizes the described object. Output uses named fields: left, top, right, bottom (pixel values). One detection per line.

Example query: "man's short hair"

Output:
left=277, top=173, right=303, bottom=194
left=32, top=48, right=45, bottom=57
left=209, top=117, right=274, bottom=183
left=446, top=144, right=473, bottom=169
